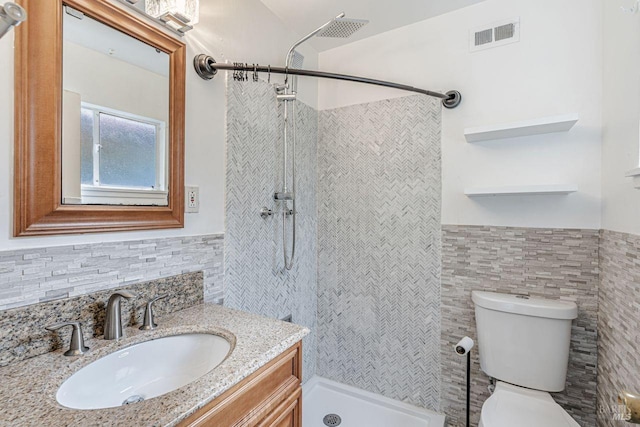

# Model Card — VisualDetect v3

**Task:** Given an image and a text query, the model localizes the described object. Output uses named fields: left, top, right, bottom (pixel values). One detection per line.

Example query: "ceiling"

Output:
left=260, top=0, right=486, bottom=52
left=63, top=6, right=169, bottom=77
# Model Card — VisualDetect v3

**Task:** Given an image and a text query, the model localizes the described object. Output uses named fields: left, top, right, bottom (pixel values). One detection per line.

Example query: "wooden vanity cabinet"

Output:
left=179, top=341, right=302, bottom=427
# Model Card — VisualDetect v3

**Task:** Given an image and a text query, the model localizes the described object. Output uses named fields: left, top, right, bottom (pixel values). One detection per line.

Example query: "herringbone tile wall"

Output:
left=317, top=95, right=443, bottom=411
left=225, top=76, right=318, bottom=382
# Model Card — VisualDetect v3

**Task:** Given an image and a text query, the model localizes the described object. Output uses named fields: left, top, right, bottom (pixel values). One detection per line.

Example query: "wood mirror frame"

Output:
left=14, top=0, right=185, bottom=237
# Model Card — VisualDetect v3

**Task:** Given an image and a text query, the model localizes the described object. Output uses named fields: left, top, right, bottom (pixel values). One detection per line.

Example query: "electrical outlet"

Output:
left=185, top=186, right=199, bottom=213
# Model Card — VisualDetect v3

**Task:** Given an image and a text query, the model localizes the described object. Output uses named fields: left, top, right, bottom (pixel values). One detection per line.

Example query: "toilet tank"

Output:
left=472, top=291, right=578, bottom=392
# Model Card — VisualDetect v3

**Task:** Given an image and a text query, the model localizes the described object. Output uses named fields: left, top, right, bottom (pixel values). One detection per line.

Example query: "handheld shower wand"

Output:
left=277, top=12, right=369, bottom=271
left=0, top=2, right=26, bottom=40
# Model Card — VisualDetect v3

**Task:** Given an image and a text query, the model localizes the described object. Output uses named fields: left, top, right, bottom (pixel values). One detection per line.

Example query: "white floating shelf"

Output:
left=464, top=113, right=579, bottom=143
left=465, top=184, right=578, bottom=197
left=625, top=168, right=640, bottom=189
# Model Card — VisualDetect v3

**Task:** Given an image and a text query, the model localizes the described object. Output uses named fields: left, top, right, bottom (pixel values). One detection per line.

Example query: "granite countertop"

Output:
left=0, top=303, right=309, bottom=426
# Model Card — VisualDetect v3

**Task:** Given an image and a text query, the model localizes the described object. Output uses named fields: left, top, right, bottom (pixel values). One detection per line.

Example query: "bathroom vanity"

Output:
left=179, top=340, right=302, bottom=426
left=0, top=303, right=308, bottom=426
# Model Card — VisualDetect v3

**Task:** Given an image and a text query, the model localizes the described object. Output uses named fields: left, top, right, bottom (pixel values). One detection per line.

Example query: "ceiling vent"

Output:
left=470, top=18, right=520, bottom=52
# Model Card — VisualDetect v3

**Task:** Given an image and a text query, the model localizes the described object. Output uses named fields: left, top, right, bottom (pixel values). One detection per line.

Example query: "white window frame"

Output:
left=80, top=102, right=168, bottom=205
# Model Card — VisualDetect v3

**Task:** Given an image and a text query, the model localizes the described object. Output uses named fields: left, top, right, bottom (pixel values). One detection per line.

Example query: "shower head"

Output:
left=285, top=12, right=369, bottom=68
left=290, top=51, right=304, bottom=69
left=0, top=2, right=26, bottom=40
left=315, top=18, right=369, bottom=38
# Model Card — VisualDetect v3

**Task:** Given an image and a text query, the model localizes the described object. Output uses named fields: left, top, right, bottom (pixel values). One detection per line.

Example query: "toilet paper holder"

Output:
left=619, top=390, right=640, bottom=424
left=454, top=337, right=474, bottom=427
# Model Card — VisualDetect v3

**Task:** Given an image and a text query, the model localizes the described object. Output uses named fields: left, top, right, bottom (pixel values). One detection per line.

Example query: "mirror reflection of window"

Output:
left=80, top=104, right=166, bottom=191
left=61, top=5, right=170, bottom=206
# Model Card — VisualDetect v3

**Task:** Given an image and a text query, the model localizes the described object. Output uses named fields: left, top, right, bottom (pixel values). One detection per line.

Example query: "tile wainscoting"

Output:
left=598, top=230, right=640, bottom=427
left=0, top=222, right=636, bottom=427
left=441, top=225, right=599, bottom=427
left=0, top=235, right=224, bottom=310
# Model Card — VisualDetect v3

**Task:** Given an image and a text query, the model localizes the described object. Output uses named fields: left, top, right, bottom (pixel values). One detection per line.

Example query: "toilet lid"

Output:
left=481, top=382, right=580, bottom=427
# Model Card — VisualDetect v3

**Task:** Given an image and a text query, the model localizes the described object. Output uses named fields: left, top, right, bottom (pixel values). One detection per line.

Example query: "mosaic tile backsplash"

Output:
left=0, top=271, right=204, bottom=367
left=441, top=225, right=599, bottom=427
left=598, top=230, right=640, bottom=427
left=317, top=95, right=443, bottom=411
left=224, top=76, right=318, bottom=382
left=0, top=234, right=224, bottom=309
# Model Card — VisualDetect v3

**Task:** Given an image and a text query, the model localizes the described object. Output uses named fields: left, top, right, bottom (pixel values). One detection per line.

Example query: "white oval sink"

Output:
left=56, top=333, right=231, bottom=410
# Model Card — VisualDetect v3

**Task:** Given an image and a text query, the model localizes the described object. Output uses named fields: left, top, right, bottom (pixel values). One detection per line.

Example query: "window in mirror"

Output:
left=77, top=103, right=168, bottom=205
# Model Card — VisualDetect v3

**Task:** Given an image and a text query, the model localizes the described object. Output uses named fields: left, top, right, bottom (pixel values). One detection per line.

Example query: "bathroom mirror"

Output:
left=14, top=0, right=185, bottom=236
left=61, top=7, right=170, bottom=207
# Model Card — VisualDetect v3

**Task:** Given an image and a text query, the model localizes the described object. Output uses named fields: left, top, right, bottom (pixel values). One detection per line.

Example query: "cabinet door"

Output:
left=258, top=387, right=301, bottom=427
left=179, top=341, right=302, bottom=427
left=275, top=410, right=294, bottom=427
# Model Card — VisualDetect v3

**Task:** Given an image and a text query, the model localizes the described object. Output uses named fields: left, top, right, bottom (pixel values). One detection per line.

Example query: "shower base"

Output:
left=302, top=376, right=445, bottom=427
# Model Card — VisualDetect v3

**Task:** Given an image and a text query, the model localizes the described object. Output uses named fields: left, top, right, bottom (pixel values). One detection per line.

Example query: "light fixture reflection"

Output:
left=145, top=0, right=199, bottom=33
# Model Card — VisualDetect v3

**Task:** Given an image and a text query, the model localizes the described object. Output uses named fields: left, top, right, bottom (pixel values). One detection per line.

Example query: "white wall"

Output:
left=601, top=1, right=640, bottom=235
left=63, top=41, right=169, bottom=122
left=0, top=0, right=317, bottom=250
left=318, top=0, right=603, bottom=229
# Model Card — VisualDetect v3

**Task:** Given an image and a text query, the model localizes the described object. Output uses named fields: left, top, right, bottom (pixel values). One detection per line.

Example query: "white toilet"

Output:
left=472, top=291, right=580, bottom=427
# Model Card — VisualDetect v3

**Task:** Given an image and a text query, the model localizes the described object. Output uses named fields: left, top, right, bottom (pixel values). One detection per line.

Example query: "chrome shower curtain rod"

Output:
left=193, top=54, right=462, bottom=109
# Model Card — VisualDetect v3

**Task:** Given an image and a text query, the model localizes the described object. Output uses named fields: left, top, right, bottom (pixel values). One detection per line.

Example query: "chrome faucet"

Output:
left=104, top=290, right=135, bottom=340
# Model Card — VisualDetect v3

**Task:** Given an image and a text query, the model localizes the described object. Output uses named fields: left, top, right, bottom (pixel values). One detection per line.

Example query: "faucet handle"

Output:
left=45, top=321, right=89, bottom=356
left=139, top=294, right=167, bottom=331
left=111, top=290, right=135, bottom=300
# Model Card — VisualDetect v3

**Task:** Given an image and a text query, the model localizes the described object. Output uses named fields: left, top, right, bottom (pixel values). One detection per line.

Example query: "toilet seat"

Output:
left=478, top=382, right=580, bottom=427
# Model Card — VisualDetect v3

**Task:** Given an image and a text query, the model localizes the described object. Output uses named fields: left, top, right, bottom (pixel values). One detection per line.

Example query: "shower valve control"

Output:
left=260, top=207, right=274, bottom=219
